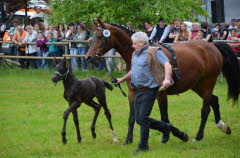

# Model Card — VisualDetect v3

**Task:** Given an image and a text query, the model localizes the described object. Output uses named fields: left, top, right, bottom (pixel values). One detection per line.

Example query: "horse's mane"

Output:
left=110, top=23, right=136, bottom=36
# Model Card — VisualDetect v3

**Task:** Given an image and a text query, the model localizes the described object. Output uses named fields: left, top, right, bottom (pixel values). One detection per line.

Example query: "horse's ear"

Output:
left=97, top=18, right=106, bottom=29
left=92, top=18, right=99, bottom=26
left=54, top=57, right=59, bottom=64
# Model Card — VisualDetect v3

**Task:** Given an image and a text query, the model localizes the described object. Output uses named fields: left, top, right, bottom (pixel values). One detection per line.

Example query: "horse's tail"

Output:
left=214, top=42, right=240, bottom=104
left=102, top=80, right=113, bottom=91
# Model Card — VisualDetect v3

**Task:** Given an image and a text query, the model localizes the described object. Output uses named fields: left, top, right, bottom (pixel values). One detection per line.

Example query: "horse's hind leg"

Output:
left=97, top=96, right=118, bottom=142
left=72, top=109, right=82, bottom=143
left=86, top=100, right=101, bottom=139
left=210, top=94, right=231, bottom=134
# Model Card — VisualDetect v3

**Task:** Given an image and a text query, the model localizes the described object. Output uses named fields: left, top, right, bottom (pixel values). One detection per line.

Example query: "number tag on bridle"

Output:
left=103, top=30, right=110, bottom=37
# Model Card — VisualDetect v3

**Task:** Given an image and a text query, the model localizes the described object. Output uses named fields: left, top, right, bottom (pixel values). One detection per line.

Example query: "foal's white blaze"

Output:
left=216, top=120, right=228, bottom=133
left=112, top=130, right=118, bottom=142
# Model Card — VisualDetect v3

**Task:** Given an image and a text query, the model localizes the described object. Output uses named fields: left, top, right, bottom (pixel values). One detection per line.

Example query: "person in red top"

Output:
left=226, top=28, right=240, bottom=57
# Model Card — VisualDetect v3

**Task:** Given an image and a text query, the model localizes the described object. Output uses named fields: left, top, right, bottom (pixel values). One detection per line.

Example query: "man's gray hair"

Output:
left=131, top=32, right=149, bottom=44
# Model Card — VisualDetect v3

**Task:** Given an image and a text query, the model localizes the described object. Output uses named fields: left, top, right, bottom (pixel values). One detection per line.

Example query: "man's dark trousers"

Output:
left=134, top=87, right=169, bottom=150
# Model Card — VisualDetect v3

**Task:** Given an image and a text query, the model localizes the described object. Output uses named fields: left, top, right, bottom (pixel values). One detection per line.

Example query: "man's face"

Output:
left=34, top=24, right=39, bottom=30
left=17, top=26, right=23, bottom=33
left=13, top=22, right=18, bottom=27
left=132, top=40, right=145, bottom=52
left=192, top=23, right=199, bottom=30
left=159, top=21, right=165, bottom=27
left=174, top=20, right=180, bottom=27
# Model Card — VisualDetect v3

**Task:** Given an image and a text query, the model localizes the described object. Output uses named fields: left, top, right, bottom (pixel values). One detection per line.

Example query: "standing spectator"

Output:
left=74, top=24, right=88, bottom=71
left=229, top=18, right=238, bottom=30
left=12, top=25, right=26, bottom=68
left=8, top=19, right=18, bottom=56
left=22, top=25, right=38, bottom=69
left=200, top=22, right=212, bottom=42
left=174, top=23, right=192, bottom=43
left=33, top=23, right=41, bottom=33
left=236, top=20, right=240, bottom=34
left=226, top=28, right=240, bottom=57
left=191, top=22, right=200, bottom=39
left=82, top=21, right=90, bottom=38
left=66, top=25, right=78, bottom=70
left=47, top=33, right=58, bottom=56
left=39, top=22, right=49, bottom=37
left=36, top=32, right=49, bottom=69
left=144, top=20, right=154, bottom=38
left=149, top=17, right=171, bottom=43
left=126, top=21, right=136, bottom=32
left=33, top=23, right=42, bottom=68
left=104, top=48, right=118, bottom=73
left=168, top=18, right=181, bottom=43
left=212, top=28, right=222, bottom=40
left=48, top=24, right=58, bottom=38
left=194, top=31, right=205, bottom=40
left=221, top=23, right=230, bottom=40
left=57, top=24, right=66, bottom=57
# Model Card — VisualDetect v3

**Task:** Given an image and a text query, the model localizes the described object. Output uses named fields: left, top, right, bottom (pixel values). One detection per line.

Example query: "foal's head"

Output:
left=52, top=58, right=70, bottom=83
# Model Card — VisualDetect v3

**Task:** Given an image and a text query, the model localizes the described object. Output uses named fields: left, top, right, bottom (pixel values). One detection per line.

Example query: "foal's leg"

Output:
left=61, top=101, right=80, bottom=144
left=210, top=94, right=231, bottom=134
left=157, top=91, right=189, bottom=142
left=97, top=96, right=118, bottom=142
left=86, top=100, right=101, bottom=139
left=72, top=108, right=82, bottom=143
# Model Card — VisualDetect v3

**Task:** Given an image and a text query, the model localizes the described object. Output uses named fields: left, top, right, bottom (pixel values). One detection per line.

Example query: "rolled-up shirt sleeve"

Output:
left=160, top=25, right=170, bottom=41
left=149, top=26, right=157, bottom=40
left=156, top=49, right=170, bottom=65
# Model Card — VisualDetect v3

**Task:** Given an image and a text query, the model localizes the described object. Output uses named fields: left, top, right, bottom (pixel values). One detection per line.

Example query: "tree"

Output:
left=48, top=0, right=209, bottom=27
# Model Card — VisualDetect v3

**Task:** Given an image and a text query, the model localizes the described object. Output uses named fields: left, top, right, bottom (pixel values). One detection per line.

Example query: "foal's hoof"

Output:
left=77, top=137, right=82, bottom=143
left=92, top=132, right=97, bottom=139
left=182, top=132, right=189, bottom=142
left=62, top=138, right=67, bottom=144
left=226, top=126, right=231, bottom=135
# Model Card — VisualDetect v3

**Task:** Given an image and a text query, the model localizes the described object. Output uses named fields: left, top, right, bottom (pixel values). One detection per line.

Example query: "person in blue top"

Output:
left=116, top=32, right=173, bottom=154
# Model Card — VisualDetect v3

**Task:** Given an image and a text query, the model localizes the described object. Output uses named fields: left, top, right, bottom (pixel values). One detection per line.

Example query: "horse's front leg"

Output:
left=157, top=91, right=188, bottom=142
left=72, top=108, right=82, bottom=143
left=61, top=101, right=80, bottom=144
left=124, top=89, right=135, bottom=145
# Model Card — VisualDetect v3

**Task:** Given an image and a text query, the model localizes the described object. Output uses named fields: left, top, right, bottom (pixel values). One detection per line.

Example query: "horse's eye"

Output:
left=97, top=36, right=103, bottom=40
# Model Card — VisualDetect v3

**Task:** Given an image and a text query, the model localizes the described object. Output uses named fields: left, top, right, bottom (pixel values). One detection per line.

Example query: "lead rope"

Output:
left=97, top=55, right=127, bottom=97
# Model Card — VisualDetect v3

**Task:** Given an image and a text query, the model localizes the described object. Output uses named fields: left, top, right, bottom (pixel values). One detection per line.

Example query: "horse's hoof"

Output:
left=226, top=126, right=231, bottom=135
left=182, top=132, right=189, bottom=142
left=123, top=140, right=132, bottom=145
left=77, top=137, right=82, bottom=143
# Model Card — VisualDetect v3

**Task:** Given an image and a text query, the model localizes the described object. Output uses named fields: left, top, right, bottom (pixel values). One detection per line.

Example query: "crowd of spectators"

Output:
left=0, top=17, right=240, bottom=70
left=144, top=17, right=240, bottom=56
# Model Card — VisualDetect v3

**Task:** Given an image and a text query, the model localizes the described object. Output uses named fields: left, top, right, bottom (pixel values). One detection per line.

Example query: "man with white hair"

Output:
left=116, top=32, right=173, bottom=154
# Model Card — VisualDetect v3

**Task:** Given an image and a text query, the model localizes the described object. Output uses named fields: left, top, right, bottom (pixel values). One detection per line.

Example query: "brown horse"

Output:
left=86, top=19, right=240, bottom=144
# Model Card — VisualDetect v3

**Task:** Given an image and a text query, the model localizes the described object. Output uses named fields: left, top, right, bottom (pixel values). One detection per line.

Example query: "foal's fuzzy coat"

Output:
left=52, top=58, right=118, bottom=144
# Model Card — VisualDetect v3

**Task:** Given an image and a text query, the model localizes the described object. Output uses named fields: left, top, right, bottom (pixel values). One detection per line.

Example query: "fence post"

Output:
left=64, top=43, right=68, bottom=55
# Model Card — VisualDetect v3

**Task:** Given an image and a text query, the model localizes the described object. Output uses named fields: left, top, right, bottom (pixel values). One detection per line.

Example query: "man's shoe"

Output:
left=161, top=123, right=172, bottom=144
left=133, top=149, right=148, bottom=155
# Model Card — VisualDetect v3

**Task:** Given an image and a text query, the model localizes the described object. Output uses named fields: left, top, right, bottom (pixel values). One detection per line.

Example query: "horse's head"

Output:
left=85, top=18, right=113, bottom=63
left=52, top=57, right=70, bottom=83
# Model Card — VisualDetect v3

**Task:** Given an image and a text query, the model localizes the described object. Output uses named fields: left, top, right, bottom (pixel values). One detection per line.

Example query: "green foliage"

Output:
left=0, top=69, right=240, bottom=158
left=48, top=0, right=209, bottom=27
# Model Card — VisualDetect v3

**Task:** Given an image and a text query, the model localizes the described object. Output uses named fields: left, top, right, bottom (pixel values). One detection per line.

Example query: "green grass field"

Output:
left=0, top=68, right=240, bottom=158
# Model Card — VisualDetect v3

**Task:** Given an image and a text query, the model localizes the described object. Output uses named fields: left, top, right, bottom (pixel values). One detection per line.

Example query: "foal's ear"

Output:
left=92, top=18, right=99, bottom=26
left=54, top=57, right=59, bottom=64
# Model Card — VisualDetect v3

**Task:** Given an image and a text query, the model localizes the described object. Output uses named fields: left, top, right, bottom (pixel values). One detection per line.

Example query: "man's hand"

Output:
left=115, top=78, right=125, bottom=84
left=162, top=79, right=172, bottom=89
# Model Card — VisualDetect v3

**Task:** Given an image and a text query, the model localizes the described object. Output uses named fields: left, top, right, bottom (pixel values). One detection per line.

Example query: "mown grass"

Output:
left=0, top=67, right=240, bottom=158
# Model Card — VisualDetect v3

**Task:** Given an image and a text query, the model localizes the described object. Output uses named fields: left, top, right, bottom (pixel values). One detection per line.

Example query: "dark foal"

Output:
left=52, top=58, right=118, bottom=144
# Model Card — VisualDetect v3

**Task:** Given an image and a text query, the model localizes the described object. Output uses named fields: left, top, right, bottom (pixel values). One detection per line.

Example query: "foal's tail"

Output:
left=102, top=80, right=113, bottom=91
left=214, top=42, right=240, bottom=104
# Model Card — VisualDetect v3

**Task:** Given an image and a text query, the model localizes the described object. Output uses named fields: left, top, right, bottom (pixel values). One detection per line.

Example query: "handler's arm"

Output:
left=116, top=70, right=131, bottom=84
left=162, top=62, right=172, bottom=88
